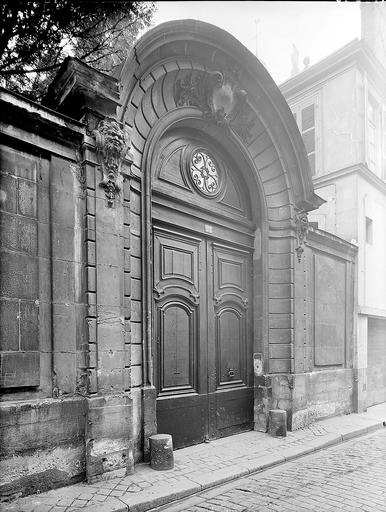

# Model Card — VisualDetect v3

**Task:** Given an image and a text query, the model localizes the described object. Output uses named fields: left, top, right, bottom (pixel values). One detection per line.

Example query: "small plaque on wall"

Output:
left=253, top=353, right=263, bottom=376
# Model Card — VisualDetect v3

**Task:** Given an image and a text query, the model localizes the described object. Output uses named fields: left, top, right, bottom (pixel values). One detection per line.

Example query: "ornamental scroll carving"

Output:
left=93, top=118, right=131, bottom=207
left=295, top=210, right=309, bottom=263
left=174, top=69, right=253, bottom=142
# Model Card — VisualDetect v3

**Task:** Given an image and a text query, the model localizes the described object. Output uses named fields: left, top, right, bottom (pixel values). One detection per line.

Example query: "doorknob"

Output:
left=227, top=368, right=235, bottom=378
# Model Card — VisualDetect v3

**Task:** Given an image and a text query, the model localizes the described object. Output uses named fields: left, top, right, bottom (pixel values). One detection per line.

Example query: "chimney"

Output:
left=290, top=44, right=300, bottom=77
left=361, top=2, right=386, bottom=69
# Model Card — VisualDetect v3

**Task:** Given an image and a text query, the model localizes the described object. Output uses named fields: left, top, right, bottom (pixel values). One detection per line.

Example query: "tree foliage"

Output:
left=0, top=1, right=156, bottom=100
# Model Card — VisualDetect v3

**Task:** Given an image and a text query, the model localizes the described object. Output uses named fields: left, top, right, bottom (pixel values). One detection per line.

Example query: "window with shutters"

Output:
left=291, top=95, right=320, bottom=177
left=367, top=93, right=386, bottom=181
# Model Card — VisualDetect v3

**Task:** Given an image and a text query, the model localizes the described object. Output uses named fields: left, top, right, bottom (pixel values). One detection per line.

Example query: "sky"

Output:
left=148, top=1, right=361, bottom=84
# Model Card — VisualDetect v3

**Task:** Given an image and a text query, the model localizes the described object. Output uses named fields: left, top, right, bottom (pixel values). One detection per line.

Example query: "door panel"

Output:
left=215, top=388, right=254, bottom=432
left=154, top=228, right=207, bottom=447
left=217, top=307, right=244, bottom=386
left=157, top=394, right=209, bottom=449
left=209, top=243, right=253, bottom=439
left=155, top=226, right=253, bottom=448
left=159, top=301, right=196, bottom=392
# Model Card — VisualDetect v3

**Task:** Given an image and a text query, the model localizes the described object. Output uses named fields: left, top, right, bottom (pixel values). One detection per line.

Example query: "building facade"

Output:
left=0, top=21, right=356, bottom=499
left=281, top=4, right=386, bottom=412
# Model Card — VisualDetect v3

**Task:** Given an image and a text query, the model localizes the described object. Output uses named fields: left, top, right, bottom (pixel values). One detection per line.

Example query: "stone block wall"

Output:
left=0, top=90, right=88, bottom=500
left=0, top=146, right=49, bottom=392
left=0, top=398, right=86, bottom=500
left=1, top=67, right=138, bottom=499
left=282, top=227, right=357, bottom=429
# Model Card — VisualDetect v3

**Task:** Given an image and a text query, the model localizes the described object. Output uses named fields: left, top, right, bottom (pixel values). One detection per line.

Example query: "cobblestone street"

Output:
left=2, top=408, right=385, bottom=512
left=157, top=429, right=386, bottom=512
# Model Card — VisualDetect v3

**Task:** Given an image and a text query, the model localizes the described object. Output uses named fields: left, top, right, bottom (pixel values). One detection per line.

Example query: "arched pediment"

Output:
left=117, top=19, right=323, bottom=219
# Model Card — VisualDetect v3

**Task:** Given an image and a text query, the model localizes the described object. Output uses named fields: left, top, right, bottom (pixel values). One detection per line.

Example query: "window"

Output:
left=291, top=97, right=319, bottom=177
left=366, top=216, right=373, bottom=244
left=367, top=94, right=386, bottom=180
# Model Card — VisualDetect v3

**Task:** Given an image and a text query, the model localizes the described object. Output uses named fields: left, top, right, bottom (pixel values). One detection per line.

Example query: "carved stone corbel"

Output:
left=295, top=210, right=309, bottom=263
left=93, top=118, right=131, bottom=207
left=174, top=68, right=252, bottom=140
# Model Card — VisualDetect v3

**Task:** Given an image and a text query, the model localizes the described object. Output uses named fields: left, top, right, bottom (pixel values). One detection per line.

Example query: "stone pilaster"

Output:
left=44, top=58, right=135, bottom=481
left=84, top=118, right=133, bottom=482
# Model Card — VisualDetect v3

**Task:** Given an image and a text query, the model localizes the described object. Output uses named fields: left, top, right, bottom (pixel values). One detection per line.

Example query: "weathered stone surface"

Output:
left=150, top=434, right=174, bottom=471
left=17, top=179, right=37, bottom=217
left=0, top=173, right=17, bottom=213
left=314, top=253, right=346, bottom=367
left=0, top=252, right=38, bottom=299
left=268, top=409, right=287, bottom=437
left=0, top=145, right=39, bottom=181
left=86, top=395, right=134, bottom=481
left=0, top=467, right=83, bottom=503
left=290, top=369, right=354, bottom=430
left=131, top=366, right=142, bottom=387
left=269, top=344, right=292, bottom=359
left=0, top=397, right=86, bottom=456
left=1, top=213, right=37, bottom=254
left=0, top=300, right=19, bottom=351
left=0, top=351, right=40, bottom=388
left=19, top=301, right=39, bottom=351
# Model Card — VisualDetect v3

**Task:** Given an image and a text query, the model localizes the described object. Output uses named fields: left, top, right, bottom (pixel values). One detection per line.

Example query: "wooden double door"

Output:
left=154, top=224, right=254, bottom=448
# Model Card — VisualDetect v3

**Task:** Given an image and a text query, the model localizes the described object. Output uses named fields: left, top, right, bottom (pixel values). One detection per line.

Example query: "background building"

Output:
left=281, top=2, right=386, bottom=412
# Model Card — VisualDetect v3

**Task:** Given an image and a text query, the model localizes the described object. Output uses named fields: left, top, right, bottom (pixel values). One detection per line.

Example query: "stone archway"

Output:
left=117, top=19, right=323, bottom=456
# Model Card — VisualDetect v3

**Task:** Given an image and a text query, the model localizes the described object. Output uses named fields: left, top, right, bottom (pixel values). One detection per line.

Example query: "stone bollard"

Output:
left=149, top=434, right=174, bottom=470
left=268, top=409, right=287, bottom=437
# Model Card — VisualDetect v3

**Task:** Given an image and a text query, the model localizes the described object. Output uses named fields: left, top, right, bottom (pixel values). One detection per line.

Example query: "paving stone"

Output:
left=75, top=497, right=128, bottom=512
left=188, top=465, right=248, bottom=488
left=120, top=477, right=201, bottom=512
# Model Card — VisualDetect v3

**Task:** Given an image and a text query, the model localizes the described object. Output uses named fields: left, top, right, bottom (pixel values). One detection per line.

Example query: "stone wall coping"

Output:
left=0, top=87, right=85, bottom=132
left=313, top=163, right=386, bottom=196
left=308, top=226, right=358, bottom=260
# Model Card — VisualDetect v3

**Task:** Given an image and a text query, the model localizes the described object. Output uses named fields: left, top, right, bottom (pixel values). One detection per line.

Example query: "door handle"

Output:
left=227, top=368, right=235, bottom=378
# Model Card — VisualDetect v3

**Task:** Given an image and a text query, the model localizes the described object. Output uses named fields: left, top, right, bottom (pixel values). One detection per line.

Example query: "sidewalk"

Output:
left=2, top=404, right=386, bottom=512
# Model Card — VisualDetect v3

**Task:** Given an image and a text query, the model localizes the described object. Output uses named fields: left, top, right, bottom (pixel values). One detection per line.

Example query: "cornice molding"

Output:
left=43, top=57, right=121, bottom=120
left=280, top=39, right=386, bottom=102
left=313, top=163, right=386, bottom=195
left=358, top=306, right=386, bottom=319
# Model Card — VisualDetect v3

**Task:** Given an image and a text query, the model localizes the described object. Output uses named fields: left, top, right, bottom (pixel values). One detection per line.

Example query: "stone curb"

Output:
left=72, top=419, right=385, bottom=512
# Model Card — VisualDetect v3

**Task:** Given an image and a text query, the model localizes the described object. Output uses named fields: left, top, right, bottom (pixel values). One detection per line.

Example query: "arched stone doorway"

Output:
left=149, top=120, right=261, bottom=447
left=117, top=19, right=323, bottom=456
